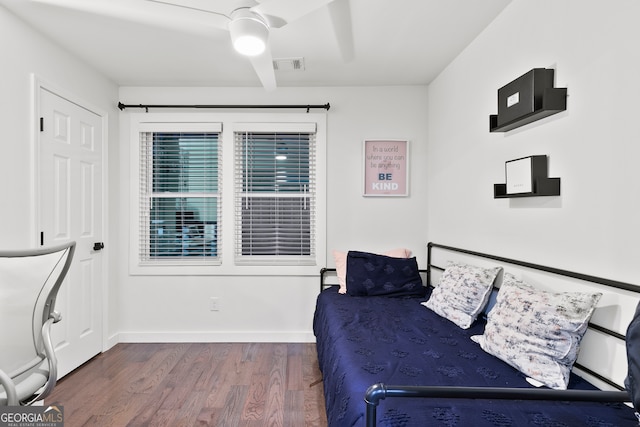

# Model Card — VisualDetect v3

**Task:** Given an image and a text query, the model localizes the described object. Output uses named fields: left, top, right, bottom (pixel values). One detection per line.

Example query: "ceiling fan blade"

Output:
left=252, top=0, right=334, bottom=28
left=327, top=0, right=354, bottom=62
left=146, top=0, right=230, bottom=24
left=249, top=45, right=277, bottom=91
left=28, top=0, right=229, bottom=32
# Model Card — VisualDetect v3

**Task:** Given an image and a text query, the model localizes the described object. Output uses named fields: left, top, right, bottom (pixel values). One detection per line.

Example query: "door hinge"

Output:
left=40, top=117, right=44, bottom=132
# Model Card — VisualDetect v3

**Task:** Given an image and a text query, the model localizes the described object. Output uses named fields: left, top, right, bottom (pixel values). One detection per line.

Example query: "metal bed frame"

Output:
left=363, top=242, right=638, bottom=427
left=316, top=243, right=639, bottom=426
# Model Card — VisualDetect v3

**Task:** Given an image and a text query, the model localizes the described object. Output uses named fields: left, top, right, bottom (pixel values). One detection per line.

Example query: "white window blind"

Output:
left=234, top=124, right=317, bottom=265
left=139, top=129, right=221, bottom=263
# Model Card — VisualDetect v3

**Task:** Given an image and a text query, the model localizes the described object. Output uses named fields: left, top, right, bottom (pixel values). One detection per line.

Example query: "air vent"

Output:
left=273, top=57, right=305, bottom=72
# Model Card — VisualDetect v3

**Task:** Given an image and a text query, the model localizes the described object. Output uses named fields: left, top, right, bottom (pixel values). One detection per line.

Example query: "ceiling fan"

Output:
left=27, top=0, right=354, bottom=91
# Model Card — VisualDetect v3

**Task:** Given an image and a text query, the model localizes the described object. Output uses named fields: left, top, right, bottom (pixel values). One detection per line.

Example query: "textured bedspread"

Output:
left=313, top=286, right=637, bottom=427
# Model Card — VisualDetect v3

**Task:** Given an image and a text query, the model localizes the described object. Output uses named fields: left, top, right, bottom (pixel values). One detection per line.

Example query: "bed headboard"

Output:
left=426, top=242, right=640, bottom=392
left=319, top=267, right=429, bottom=292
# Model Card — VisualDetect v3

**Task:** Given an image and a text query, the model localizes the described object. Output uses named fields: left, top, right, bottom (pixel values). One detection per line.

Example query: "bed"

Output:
left=313, top=243, right=640, bottom=427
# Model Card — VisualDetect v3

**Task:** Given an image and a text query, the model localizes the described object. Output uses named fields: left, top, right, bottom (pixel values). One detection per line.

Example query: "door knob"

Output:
left=93, top=242, right=105, bottom=251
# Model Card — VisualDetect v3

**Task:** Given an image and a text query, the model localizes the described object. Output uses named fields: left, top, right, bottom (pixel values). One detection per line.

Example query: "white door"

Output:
left=38, top=87, right=104, bottom=377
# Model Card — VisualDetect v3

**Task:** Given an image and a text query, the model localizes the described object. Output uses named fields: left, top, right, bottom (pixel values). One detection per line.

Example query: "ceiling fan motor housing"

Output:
left=229, top=8, right=269, bottom=56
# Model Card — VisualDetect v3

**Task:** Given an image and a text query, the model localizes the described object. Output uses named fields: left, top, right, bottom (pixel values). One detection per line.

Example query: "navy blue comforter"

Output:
left=313, top=286, right=637, bottom=427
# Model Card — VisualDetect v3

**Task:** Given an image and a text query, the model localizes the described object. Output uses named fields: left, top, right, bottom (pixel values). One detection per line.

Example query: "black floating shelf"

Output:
left=490, top=68, right=567, bottom=132
left=494, top=155, right=561, bottom=198
left=494, top=178, right=561, bottom=198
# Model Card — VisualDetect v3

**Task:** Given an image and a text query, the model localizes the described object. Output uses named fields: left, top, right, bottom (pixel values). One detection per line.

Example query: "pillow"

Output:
left=345, top=251, right=425, bottom=297
left=423, top=262, right=502, bottom=329
left=332, top=248, right=411, bottom=294
left=472, top=273, right=602, bottom=390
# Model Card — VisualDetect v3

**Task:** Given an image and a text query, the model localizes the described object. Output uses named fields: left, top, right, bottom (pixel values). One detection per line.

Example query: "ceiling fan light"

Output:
left=229, top=13, right=268, bottom=56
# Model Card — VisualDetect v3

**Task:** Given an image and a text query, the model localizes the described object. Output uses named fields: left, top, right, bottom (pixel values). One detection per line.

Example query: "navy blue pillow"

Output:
left=346, top=251, right=425, bottom=297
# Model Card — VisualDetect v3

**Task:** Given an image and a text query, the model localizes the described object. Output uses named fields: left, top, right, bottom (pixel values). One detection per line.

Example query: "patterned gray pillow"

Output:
left=423, top=262, right=502, bottom=329
left=472, top=273, right=602, bottom=389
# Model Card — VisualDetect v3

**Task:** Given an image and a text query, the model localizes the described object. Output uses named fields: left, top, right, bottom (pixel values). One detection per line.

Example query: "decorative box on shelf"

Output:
left=494, top=155, right=560, bottom=198
left=490, top=68, right=567, bottom=132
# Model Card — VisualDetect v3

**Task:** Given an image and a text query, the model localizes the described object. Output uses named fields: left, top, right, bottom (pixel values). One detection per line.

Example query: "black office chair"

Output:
left=0, top=241, right=75, bottom=406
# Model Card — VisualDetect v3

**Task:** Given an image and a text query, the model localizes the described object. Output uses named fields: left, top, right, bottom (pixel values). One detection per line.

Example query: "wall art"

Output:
left=363, top=139, right=409, bottom=197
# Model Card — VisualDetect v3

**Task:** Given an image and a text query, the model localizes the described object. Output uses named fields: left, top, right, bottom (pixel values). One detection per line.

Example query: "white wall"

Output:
left=0, top=7, right=120, bottom=343
left=114, top=86, right=429, bottom=343
left=0, top=7, right=118, bottom=245
left=7, top=0, right=639, bottom=347
left=426, top=0, right=640, bottom=285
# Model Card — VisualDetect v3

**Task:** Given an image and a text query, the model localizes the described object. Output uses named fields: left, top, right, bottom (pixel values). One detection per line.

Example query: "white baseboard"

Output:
left=105, top=333, right=120, bottom=351
left=111, top=331, right=316, bottom=344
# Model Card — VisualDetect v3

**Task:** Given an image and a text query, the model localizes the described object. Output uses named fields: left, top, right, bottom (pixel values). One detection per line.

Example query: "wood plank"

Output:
left=287, top=343, right=304, bottom=391
left=216, top=384, right=248, bottom=427
left=284, top=390, right=304, bottom=427
left=203, top=343, right=245, bottom=409
left=304, top=343, right=327, bottom=427
left=263, top=343, right=287, bottom=427
left=241, top=372, right=268, bottom=421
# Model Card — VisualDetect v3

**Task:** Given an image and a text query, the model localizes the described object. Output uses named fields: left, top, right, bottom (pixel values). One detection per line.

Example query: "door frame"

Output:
left=31, top=74, right=110, bottom=354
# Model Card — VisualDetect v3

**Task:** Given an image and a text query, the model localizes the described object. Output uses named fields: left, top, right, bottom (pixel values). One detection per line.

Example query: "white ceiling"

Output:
left=1, top=0, right=512, bottom=88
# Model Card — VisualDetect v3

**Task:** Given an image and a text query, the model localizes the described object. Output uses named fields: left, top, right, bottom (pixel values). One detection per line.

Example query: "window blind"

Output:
left=234, top=127, right=316, bottom=265
left=139, top=130, right=221, bottom=263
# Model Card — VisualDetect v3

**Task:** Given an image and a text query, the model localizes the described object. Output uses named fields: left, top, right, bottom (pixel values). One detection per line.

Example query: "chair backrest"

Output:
left=0, top=242, right=75, bottom=403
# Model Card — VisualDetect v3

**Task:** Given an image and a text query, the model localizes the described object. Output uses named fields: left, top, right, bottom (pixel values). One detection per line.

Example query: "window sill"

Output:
left=128, top=261, right=322, bottom=277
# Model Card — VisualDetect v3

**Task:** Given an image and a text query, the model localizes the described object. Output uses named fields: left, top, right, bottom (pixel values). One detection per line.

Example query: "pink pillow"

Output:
left=332, top=248, right=412, bottom=294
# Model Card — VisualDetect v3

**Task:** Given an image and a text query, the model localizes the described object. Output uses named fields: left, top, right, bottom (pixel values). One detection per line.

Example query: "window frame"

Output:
left=128, top=112, right=327, bottom=276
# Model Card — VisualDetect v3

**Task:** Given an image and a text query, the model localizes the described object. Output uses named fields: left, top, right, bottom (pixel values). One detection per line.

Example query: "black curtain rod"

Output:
left=117, top=102, right=330, bottom=113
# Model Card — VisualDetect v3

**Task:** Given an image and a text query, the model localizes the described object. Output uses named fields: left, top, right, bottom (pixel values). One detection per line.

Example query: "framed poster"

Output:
left=363, top=139, right=409, bottom=196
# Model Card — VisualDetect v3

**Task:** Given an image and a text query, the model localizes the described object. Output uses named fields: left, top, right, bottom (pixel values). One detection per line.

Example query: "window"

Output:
left=138, top=124, right=221, bottom=264
left=234, top=124, right=316, bottom=265
left=129, top=113, right=326, bottom=275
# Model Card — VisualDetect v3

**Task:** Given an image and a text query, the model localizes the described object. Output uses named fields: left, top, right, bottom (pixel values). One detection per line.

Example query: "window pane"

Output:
left=240, top=197, right=311, bottom=256
left=149, top=197, right=218, bottom=258
left=240, top=133, right=310, bottom=193
left=153, top=133, right=219, bottom=193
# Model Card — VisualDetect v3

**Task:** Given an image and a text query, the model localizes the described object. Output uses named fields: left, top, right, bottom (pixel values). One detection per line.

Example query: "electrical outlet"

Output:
left=209, top=297, right=220, bottom=311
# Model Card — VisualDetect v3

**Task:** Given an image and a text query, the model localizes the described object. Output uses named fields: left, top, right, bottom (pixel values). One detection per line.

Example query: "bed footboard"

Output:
left=364, top=384, right=631, bottom=427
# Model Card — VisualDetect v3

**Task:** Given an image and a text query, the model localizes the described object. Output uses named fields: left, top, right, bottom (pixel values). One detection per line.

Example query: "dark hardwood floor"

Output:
left=45, top=343, right=327, bottom=427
